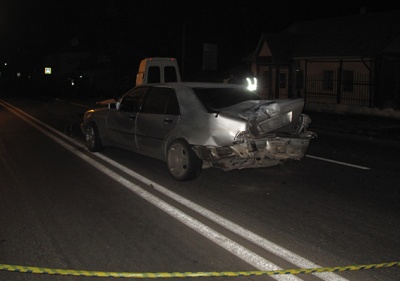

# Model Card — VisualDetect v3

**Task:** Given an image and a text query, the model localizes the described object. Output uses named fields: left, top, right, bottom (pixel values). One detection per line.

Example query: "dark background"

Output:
left=1, top=0, right=399, bottom=80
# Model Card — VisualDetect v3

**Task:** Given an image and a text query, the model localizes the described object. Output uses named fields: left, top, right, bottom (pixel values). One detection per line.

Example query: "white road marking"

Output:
left=0, top=99, right=349, bottom=281
left=306, top=155, right=371, bottom=170
left=93, top=153, right=348, bottom=281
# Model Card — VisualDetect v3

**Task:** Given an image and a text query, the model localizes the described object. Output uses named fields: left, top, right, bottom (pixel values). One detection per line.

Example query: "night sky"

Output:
left=1, top=0, right=399, bottom=75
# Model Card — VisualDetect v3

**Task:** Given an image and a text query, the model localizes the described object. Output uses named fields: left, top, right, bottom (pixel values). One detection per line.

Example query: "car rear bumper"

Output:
left=193, top=131, right=315, bottom=170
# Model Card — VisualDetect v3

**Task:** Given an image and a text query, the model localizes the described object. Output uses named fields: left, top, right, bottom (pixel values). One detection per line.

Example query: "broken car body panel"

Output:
left=190, top=98, right=314, bottom=170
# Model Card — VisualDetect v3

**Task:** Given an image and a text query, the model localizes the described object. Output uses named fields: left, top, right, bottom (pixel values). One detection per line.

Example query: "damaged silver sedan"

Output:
left=81, top=82, right=315, bottom=181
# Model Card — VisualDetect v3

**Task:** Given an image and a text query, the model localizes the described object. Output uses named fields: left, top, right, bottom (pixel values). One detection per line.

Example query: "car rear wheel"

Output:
left=85, top=123, right=103, bottom=152
left=166, top=140, right=202, bottom=181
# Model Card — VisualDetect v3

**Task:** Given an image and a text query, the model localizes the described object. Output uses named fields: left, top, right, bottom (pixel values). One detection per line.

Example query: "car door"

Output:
left=106, top=87, right=148, bottom=150
left=135, top=87, right=180, bottom=159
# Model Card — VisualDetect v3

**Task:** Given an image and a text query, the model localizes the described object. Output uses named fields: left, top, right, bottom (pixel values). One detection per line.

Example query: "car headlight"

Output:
left=246, top=77, right=257, bottom=91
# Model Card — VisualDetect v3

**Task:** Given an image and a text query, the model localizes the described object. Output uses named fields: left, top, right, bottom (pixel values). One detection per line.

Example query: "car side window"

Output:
left=165, top=92, right=180, bottom=115
left=140, top=87, right=179, bottom=115
left=119, top=87, right=148, bottom=112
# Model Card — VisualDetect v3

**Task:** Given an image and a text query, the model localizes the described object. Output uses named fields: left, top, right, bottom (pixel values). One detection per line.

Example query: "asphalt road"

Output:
left=0, top=96, right=399, bottom=281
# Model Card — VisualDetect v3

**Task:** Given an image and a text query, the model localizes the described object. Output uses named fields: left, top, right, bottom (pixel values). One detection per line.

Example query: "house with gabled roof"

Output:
left=251, top=9, right=400, bottom=109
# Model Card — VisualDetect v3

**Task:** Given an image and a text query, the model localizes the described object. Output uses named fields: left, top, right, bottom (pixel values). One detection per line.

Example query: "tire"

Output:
left=166, top=140, right=202, bottom=181
left=85, top=123, right=103, bottom=152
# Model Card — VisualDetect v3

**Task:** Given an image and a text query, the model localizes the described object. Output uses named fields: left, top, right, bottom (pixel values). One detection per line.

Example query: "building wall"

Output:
left=252, top=56, right=375, bottom=106
left=300, top=58, right=373, bottom=106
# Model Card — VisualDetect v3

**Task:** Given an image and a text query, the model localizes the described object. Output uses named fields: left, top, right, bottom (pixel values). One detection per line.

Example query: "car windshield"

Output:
left=192, top=87, right=262, bottom=111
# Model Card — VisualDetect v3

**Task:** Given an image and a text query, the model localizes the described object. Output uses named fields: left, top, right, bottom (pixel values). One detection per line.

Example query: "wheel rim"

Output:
left=85, top=126, right=95, bottom=149
left=168, top=142, right=189, bottom=178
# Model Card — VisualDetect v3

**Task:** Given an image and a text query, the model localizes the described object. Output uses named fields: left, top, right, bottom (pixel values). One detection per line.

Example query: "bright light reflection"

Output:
left=246, top=77, right=257, bottom=91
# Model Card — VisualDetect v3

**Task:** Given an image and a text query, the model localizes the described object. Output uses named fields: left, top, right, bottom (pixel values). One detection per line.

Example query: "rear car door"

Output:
left=135, top=87, right=180, bottom=159
left=106, top=87, right=148, bottom=150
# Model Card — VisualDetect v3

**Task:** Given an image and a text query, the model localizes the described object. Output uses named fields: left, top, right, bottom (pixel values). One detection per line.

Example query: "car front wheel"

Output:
left=85, top=123, right=103, bottom=152
left=166, top=140, right=202, bottom=181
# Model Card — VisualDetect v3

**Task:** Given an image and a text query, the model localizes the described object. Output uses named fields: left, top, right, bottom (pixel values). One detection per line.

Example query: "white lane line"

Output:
left=1, top=99, right=348, bottom=281
left=0, top=99, right=303, bottom=280
left=306, top=155, right=371, bottom=170
left=93, top=153, right=348, bottom=281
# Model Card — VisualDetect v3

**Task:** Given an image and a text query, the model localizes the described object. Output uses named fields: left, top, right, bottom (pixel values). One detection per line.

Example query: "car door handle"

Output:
left=164, top=118, right=173, bottom=124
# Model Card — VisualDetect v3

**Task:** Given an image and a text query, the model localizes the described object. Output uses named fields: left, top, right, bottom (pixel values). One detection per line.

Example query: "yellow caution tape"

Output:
left=0, top=261, right=399, bottom=278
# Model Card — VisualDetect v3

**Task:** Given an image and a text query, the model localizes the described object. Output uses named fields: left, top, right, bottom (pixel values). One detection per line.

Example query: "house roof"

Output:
left=255, top=9, right=400, bottom=61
